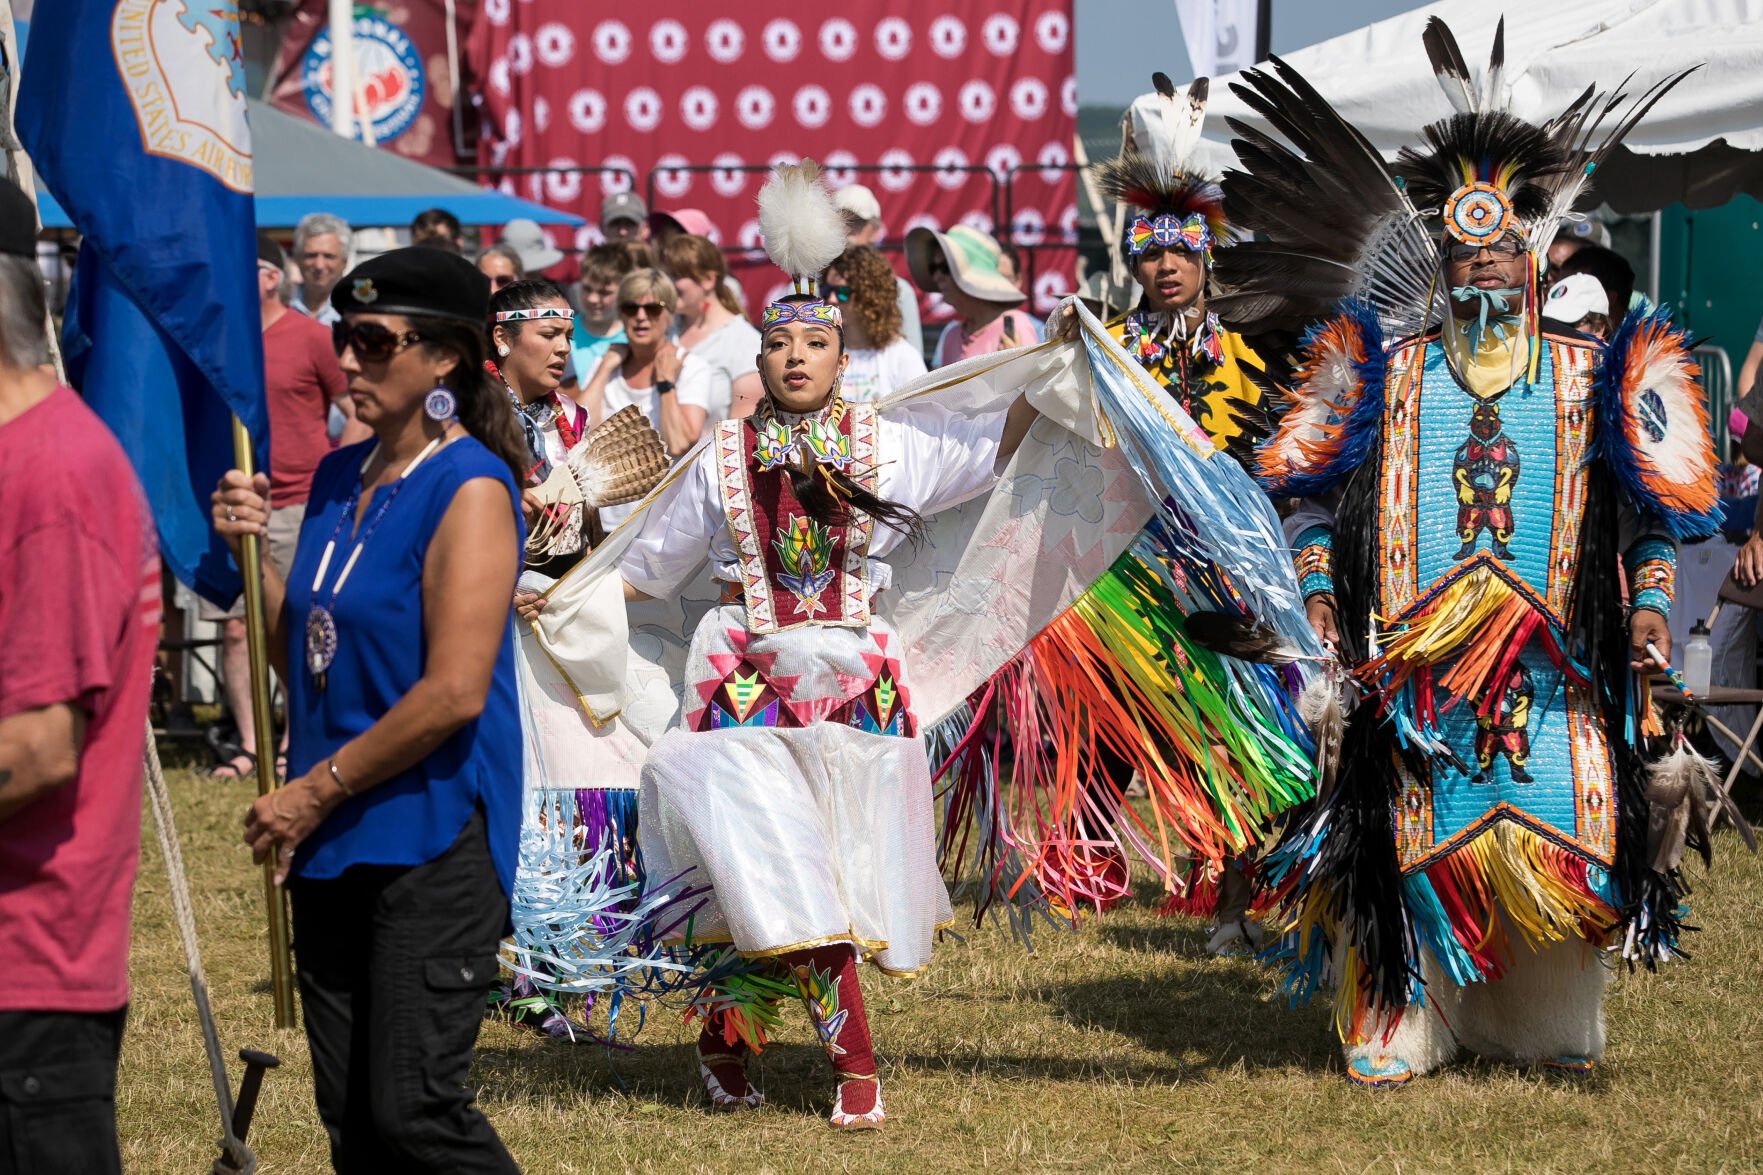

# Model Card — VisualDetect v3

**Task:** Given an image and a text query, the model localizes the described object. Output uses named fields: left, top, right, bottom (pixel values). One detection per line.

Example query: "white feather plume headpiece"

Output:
left=756, top=160, right=847, bottom=296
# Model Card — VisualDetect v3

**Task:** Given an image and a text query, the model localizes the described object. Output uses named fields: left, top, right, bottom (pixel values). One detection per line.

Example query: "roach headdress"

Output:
left=1096, top=73, right=1229, bottom=266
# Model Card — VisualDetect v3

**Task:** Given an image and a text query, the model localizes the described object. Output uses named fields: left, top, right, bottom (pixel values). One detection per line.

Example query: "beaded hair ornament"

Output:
left=1097, top=74, right=1229, bottom=270
left=756, top=160, right=848, bottom=336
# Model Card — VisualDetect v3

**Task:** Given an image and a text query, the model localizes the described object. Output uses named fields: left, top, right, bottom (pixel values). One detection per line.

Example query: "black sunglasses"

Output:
left=333, top=320, right=423, bottom=362
left=1445, top=237, right=1525, bottom=263
left=620, top=300, right=667, bottom=318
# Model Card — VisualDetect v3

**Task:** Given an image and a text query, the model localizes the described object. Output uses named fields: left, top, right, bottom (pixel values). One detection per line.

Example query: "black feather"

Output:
left=1152, top=70, right=1176, bottom=98
left=1184, top=611, right=1300, bottom=664
left=1422, top=16, right=1477, bottom=113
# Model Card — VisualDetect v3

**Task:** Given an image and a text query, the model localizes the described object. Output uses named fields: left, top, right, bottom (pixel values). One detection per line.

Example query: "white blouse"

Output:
left=620, top=401, right=1009, bottom=601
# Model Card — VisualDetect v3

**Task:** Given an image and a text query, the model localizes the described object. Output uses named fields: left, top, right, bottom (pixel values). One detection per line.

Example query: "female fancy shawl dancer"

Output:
left=486, top=277, right=675, bottom=1039
left=1217, top=19, right=1748, bottom=1084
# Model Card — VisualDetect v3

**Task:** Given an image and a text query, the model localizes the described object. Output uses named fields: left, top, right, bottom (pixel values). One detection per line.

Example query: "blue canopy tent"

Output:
left=35, top=99, right=580, bottom=230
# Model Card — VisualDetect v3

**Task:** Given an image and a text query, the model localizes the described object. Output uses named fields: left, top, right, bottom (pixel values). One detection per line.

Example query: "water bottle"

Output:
left=1683, top=619, right=1714, bottom=697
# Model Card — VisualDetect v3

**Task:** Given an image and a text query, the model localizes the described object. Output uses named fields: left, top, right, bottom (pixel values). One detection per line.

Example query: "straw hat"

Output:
left=905, top=224, right=1026, bottom=305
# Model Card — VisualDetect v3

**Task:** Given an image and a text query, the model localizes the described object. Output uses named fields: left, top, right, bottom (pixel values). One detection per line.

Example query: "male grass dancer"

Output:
left=1218, top=21, right=1730, bottom=1084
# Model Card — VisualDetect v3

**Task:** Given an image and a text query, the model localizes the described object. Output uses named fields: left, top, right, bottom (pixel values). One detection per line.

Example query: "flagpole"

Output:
left=231, top=417, right=298, bottom=1029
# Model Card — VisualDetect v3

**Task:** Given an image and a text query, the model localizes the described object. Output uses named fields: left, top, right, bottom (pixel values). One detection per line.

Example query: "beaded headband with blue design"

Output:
left=761, top=288, right=843, bottom=331
left=1124, top=211, right=1213, bottom=260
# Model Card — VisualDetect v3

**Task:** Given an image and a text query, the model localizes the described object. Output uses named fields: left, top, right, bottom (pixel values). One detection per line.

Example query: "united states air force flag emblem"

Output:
left=109, top=0, right=254, bottom=192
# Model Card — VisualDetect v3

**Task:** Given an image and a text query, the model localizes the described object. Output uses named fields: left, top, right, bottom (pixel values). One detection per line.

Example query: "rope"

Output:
left=142, top=724, right=255, bottom=1173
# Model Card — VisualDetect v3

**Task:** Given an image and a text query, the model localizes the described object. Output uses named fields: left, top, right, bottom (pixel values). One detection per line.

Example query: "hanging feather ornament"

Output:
left=756, top=160, right=848, bottom=293
left=1645, top=726, right=1757, bottom=873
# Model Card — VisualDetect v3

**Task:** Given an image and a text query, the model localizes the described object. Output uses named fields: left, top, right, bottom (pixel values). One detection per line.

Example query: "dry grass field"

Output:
left=119, top=765, right=1763, bottom=1174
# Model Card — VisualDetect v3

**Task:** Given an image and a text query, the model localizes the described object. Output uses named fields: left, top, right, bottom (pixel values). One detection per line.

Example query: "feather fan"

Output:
left=566, top=405, right=670, bottom=508
left=756, top=160, right=846, bottom=283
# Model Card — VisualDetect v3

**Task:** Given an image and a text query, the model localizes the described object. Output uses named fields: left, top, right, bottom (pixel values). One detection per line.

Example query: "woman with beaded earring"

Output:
left=211, top=246, right=526, bottom=1169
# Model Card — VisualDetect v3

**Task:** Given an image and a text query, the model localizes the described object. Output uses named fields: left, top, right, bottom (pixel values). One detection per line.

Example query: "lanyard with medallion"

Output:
left=304, top=433, right=448, bottom=691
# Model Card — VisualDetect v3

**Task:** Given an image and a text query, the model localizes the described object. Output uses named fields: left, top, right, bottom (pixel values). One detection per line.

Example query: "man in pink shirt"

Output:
left=0, top=178, right=159, bottom=1175
left=202, top=234, right=365, bottom=780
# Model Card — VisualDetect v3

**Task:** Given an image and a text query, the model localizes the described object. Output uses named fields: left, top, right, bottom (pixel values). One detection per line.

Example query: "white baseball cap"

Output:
left=833, top=183, right=882, bottom=223
left=1543, top=273, right=1609, bottom=324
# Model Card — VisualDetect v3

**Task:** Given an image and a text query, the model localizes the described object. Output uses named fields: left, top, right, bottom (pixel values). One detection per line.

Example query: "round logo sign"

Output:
left=302, top=16, right=426, bottom=144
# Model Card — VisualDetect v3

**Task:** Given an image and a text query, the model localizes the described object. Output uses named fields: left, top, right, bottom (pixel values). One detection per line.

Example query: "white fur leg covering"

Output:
left=1341, top=953, right=1460, bottom=1076
left=1451, top=938, right=1609, bottom=1062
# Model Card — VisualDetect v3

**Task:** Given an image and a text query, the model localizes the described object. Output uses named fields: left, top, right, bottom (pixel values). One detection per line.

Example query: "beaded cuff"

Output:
left=1624, top=536, right=1677, bottom=617
left=1294, top=524, right=1335, bottom=600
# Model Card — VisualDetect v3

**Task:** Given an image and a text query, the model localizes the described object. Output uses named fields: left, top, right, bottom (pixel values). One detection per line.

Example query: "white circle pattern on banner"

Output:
left=535, top=22, right=575, bottom=68
left=680, top=86, right=718, bottom=132
left=874, top=16, right=911, bottom=60
left=823, top=150, right=858, bottom=187
left=533, top=95, right=550, bottom=133
left=767, top=150, right=798, bottom=174
left=819, top=18, right=858, bottom=62
left=1013, top=208, right=1046, bottom=245
left=705, top=19, right=744, bottom=64
left=711, top=154, right=749, bottom=197
left=653, top=154, right=693, bottom=200
left=932, top=146, right=968, bottom=191
left=502, top=108, right=522, bottom=148
left=763, top=18, right=801, bottom=62
left=568, top=88, right=606, bottom=134
left=849, top=84, right=887, bottom=129
left=487, top=58, right=510, bottom=97
left=986, top=142, right=1022, bottom=180
left=1035, top=10, right=1071, bottom=53
left=736, top=85, right=775, bottom=130
left=982, top=13, right=1019, bottom=55
left=958, top=80, right=995, bottom=123
left=960, top=210, right=995, bottom=235
left=574, top=224, right=603, bottom=253
left=1059, top=203, right=1080, bottom=238
left=878, top=148, right=914, bottom=193
left=544, top=160, right=581, bottom=205
left=904, top=82, right=941, bottom=126
left=1038, top=141, right=1070, bottom=183
left=625, top=87, right=662, bottom=133
left=1061, top=75, right=1078, bottom=117
left=484, top=0, right=509, bottom=28
left=599, top=155, right=635, bottom=194
left=506, top=33, right=532, bottom=76
left=650, top=19, right=688, bottom=64
left=1011, top=77, right=1049, bottom=120
left=738, top=220, right=765, bottom=250
left=904, top=213, right=942, bottom=234
left=929, top=15, right=966, bottom=58
left=793, top=84, right=832, bottom=129
left=591, top=20, right=630, bottom=65
left=1035, top=270, right=1072, bottom=312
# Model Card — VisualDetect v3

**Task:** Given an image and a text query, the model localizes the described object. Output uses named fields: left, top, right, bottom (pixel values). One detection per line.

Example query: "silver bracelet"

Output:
left=327, top=757, right=354, bottom=798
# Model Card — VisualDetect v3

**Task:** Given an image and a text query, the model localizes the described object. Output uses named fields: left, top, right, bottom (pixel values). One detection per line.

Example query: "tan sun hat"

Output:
left=905, top=224, right=1026, bottom=305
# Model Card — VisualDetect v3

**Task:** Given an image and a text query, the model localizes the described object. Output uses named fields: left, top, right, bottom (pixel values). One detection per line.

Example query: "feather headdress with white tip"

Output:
left=1097, top=73, right=1229, bottom=264
left=756, top=160, right=847, bottom=302
left=1215, top=16, right=1696, bottom=338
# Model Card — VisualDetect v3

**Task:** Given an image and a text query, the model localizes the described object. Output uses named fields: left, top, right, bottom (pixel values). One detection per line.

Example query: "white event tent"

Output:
left=1193, top=0, right=1763, bottom=212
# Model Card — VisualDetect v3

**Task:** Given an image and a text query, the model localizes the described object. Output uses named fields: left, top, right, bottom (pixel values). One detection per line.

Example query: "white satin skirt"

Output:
left=638, top=607, right=954, bottom=976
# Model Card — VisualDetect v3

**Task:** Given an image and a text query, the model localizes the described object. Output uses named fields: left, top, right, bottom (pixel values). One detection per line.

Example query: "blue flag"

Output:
left=17, top=0, right=267, bottom=605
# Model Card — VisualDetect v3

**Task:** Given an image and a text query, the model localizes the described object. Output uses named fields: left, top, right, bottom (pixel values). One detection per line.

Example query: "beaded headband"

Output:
left=493, top=307, right=575, bottom=323
left=1124, top=211, right=1213, bottom=259
left=761, top=298, right=843, bottom=331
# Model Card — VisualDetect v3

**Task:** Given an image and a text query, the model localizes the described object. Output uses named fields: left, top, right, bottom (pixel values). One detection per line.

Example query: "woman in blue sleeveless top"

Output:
left=213, top=247, right=527, bottom=1172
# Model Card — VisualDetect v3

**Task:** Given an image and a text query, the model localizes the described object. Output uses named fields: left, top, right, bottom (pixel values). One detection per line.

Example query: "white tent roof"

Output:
left=1193, top=0, right=1763, bottom=210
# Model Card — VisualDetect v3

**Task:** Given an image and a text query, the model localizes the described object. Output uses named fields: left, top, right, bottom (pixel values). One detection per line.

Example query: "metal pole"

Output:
left=327, top=0, right=357, bottom=140
left=231, top=416, right=297, bottom=1030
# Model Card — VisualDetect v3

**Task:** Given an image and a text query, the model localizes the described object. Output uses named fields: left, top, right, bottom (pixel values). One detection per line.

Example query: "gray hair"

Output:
left=294, top=212, right=353, bottom=255
left=478, top=242, right=526, bottom=278
left=0, top=254, right=49, bottom=369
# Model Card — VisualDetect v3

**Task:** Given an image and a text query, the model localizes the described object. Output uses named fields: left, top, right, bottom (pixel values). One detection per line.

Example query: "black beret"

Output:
left=256, top=231, right=286, bottom=270
left=0, top=179, right=37, bottom=258
left=331, top=246, right=489, bottom=324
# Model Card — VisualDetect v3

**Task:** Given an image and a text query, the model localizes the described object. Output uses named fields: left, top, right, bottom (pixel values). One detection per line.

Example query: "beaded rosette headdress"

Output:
left=1096, top=74, right=1230, bottom=272
left=756, top=161, right=846, bottom=335
left=1213, top=17, right=1691, bottom=344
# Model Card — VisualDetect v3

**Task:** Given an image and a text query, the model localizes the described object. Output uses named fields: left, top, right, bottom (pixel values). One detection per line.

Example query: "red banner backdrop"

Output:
left=465, top=3, right=1078, bottom=325
left=268, top=0, right=476, bottom=169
